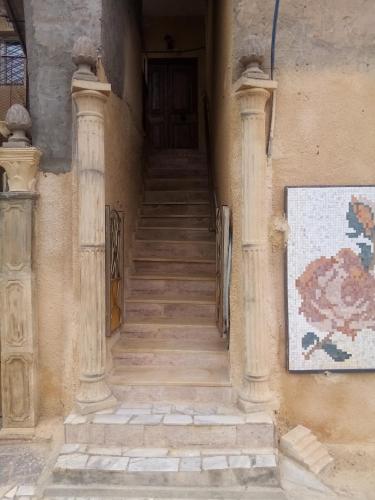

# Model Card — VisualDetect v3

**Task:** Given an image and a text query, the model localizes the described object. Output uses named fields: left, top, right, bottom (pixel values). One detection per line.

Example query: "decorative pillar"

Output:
left=71, top=37, right=117, bottom=414
left=234, top=41, right=278, bottom=412
left=0, top=104, right=41, bottom=430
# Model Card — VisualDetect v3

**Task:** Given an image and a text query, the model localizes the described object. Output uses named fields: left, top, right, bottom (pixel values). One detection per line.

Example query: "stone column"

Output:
left=72, top=37, right=117, bottom=414
left=0, top=105, right=41, bottom=431
left=234, top=42, right=278, bottom=412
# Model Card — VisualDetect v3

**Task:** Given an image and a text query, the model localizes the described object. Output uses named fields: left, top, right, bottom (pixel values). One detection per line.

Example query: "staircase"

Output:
left=46, top=150, right=284, bottom=499
left=110, top=149, right=231, bottom=403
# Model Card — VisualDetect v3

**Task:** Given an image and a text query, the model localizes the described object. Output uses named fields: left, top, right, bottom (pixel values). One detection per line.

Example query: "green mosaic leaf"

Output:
left=302, top=332, right=319, bottom=350
left=357, top=242, right=373, bottom=271
left=346, top=202, right=367, bottom=239
left=322, top=341, right=352, bottom=362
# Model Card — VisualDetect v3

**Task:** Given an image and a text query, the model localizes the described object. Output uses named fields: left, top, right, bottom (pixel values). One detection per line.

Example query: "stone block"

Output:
left=202, top=456, right=228, bottom=470
left=163, top=415, right=193, bottom=425
left=86, top=455, right=129, bottom=471
left=236, top=423, right=275, bottom=448
left=280, top=426, right=333, bottom=475
left=228, top=455, right=252, bottom=468
left=180, top=456, right=202, bottom=471
left=104, top=424, right=144, bottom=447
left=128, top=457, right=180, bottom=472
left=65, top=423, right=89, bottom=444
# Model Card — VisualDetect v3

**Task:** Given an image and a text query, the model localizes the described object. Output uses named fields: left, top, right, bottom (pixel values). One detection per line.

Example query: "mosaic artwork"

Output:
left=286, top=186, right=375, bottom=371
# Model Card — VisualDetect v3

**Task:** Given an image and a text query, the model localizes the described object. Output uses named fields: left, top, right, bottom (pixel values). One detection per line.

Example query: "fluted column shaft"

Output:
left=235, top=76, right=277, bottom=411
left=72, top=83, right=116, bottom=413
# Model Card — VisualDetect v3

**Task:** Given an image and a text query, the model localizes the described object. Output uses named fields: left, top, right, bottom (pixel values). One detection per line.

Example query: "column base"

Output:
left=0, top=427, right=35, bottom=440
left=238, top=395, right=278, bottom=414
left=75, top=377, right=118, bottom=415
left=237, top=375, right=279, bottom=413
left=75, top=393, right=118, bottom=415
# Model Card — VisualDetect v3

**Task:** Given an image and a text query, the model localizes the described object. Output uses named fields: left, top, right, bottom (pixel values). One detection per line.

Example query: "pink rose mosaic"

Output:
left=286, top=187, right=375, bottom=371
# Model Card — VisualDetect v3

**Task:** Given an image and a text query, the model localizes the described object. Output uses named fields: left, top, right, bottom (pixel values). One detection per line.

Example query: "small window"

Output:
left=0, top=41, right=25, bottom=85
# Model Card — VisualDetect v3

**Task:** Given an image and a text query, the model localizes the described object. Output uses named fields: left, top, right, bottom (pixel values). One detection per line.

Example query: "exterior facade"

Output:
left=0, top=0, right=374, bottom=496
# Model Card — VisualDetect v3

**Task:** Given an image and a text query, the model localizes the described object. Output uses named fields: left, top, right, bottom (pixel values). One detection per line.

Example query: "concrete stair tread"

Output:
left=130, top=274, right=215, bottom=281
left=138, top=226, right=212, bottom=231
left=143, top=201, right=210, bottom=205
left=133, top=257, right=215, bottom=263
left=113, top=338, right=227, bottom=354
left=140, top=214, right=210, bottom=218
left=109, top=365, right=230, bottom=386
left=124, top=317, right=217, bottom=327
left=135, top=239, right=215, bottom=245
left=126, top=295, right=215, bottom=305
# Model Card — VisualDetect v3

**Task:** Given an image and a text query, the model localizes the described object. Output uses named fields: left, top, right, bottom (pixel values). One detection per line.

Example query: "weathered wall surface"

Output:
left=24, top=0, right=102, bottom=173
left=25, top=0, right=143, bottom=417
left=101, top=0, right=143, bottom=279
left=228, top=0, right=375, bottom=442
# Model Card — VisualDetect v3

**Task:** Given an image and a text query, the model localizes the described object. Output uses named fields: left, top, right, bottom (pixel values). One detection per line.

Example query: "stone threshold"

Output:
left=64, top=402, right=274, bottom=426
left=56, top=443, right=277, bottom=472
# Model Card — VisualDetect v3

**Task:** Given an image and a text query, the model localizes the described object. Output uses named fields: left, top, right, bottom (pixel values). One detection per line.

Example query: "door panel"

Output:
left=147, top=59, right=198, bottom=149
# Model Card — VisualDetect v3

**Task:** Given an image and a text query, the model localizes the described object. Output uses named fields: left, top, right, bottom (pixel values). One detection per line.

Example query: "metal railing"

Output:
left=0, top=45, right=27, bottom=120
left=105, top=207, right=125, bottom=337
left=203, top=93, right=232, bottom=338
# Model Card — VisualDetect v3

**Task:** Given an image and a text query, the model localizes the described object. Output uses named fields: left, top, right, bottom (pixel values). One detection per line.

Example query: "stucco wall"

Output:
left=101, top=0, right=144, bottom=285
left=226, top=0, right=375, bottom=443
left=29, top=0, right=143, bottom=418
left=24, top=0, right=102, bottom=173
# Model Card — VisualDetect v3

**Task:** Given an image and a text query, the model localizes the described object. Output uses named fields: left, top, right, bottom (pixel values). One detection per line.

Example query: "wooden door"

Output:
left=147, top=59, right=198, bottom=149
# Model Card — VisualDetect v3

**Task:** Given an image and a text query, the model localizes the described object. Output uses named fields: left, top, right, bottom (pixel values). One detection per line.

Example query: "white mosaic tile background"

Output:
left=287, top=186, right=375, bottom=371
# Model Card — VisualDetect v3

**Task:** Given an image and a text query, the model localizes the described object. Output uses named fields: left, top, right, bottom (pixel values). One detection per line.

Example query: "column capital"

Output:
left=0, top=147, right=42, bottom=192
left=234, top=75, right=278, bottom=95
left=71, top=78, right=111, bottom=97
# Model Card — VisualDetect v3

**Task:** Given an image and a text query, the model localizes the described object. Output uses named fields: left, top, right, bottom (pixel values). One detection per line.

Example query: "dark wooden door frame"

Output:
left=146, top=57, right=199, bottom=149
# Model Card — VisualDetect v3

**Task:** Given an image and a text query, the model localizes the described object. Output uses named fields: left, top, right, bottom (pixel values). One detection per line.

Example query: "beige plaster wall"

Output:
left=34, top=7, right=143, bottom=418
left=102, top=4, right=143, bottom=271
left=221, top=0, right=375, bottom=443
left=143, top=16, right=206, bottom=151
left=35, top=171, right=79, bottom=417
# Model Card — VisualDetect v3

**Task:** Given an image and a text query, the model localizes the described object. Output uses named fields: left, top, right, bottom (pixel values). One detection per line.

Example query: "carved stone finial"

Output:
left=240, top=36, right=268, bottom=79
left=4, top=104, right=31, bottom=148
left=72, top=36, right=98, bottom=82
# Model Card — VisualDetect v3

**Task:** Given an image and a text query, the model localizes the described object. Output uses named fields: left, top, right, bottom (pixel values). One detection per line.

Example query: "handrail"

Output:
left=203, top=93, right=232, bottom=339
left=203, top=93, right=217, bottom=232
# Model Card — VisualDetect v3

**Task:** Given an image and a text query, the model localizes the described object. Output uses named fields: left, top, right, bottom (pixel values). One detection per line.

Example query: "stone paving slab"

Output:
left=53, top=445, right=277, bottom=474
left=64, top=403, right=273, bottom=425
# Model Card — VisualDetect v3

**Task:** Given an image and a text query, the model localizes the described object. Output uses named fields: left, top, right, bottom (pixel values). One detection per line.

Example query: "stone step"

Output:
left=147, top=166, right=208, bottom=178
left=139, top=216, right=211, bottom=228
left=136, top=227, right=215, bottom=242
left=64, top=404, right=275, bottom=450
left=125, top=296, right=216, bottom=321
left=112, top=338, right=227, bottom=369
left=45, top=483, right=286, bottom=499
left=110, top=365, right=230, bottom=388
left=110, top=374, right=232, bottom=405
left=141, top=203, right=210, bottom=217
left=145, top=177, right=209, bottom=190
left=134, top=240, right=216, bottom=260
left=52, top=444, right=279, bottom=490
left=133, top=258, right=216, bottom=276
left=128, top=275, right=215, bottom=299
left=144, top=190, right=210, bottom=204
